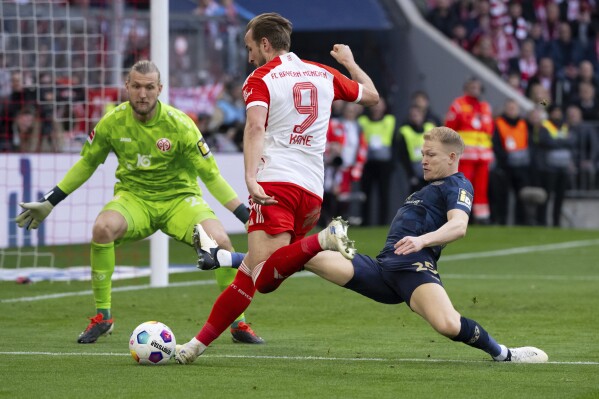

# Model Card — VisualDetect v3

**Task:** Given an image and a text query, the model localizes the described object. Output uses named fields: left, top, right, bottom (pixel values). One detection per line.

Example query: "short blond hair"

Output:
left=424, top=126, right=464, bottom=156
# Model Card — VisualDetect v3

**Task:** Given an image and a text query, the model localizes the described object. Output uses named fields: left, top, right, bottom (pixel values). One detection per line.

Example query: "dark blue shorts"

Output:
left=343, top=254, right=443, bottom=307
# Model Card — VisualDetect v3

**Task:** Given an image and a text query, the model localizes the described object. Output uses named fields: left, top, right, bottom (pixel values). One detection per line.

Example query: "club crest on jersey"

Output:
left=197, top=137, right=211, bottom=158
left=457, top=189, right=473, bottom=210
left=87, top=129, right=96, bottom=144
left=156, top=138, right=172, bottom=152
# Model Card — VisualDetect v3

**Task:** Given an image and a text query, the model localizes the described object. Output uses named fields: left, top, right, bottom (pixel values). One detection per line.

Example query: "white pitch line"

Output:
left=442, top=239, right=599, bottom=261
left=2, top=238, right=599, bottom=304
left=0, top=351, right=597, bottom=365
left=0, top=279, right=217, bottom=303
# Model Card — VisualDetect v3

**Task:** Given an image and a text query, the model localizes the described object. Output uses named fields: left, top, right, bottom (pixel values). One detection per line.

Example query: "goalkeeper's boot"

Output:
left=175, top=339, right=206, bottom=365
left=193, top=223, right=220, bottom=271
left=230, top=322, right=265, bottom=344
left=318, top=217, right=356, bottom=260
left=77, top=313, right=114, bottom=344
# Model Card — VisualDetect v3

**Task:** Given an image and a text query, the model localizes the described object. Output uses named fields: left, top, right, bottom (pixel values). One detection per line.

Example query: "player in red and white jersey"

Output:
left=242, top=48, right=363, bottom=198
left=176, top=12, right=378, bottom=364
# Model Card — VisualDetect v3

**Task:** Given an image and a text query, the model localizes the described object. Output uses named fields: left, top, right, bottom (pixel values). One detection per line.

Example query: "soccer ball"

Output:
left=129, top=321, right=176, bottom=365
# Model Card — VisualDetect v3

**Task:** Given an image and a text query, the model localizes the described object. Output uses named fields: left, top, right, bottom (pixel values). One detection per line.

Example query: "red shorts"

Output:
left=248, top=182, right=322, bottom=243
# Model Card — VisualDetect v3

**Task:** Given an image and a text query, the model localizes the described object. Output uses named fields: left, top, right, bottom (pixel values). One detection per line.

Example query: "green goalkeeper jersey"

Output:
left=57, top=101, right=237, bottom=205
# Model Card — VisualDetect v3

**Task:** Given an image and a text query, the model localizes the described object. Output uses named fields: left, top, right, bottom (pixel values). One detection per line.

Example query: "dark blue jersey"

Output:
left=376, top=172, right=473, bottom=266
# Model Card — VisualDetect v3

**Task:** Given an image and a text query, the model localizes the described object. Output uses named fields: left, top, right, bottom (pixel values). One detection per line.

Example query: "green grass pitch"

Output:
left=1, top=226, right=598, bottom=398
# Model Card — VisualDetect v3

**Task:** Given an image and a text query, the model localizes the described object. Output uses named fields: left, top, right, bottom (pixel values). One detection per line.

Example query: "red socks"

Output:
left=195, top=235, right=323, bottom=346
left=196, top=263, right=255, bottom=346
left=253, top=234, right=322, bottom=293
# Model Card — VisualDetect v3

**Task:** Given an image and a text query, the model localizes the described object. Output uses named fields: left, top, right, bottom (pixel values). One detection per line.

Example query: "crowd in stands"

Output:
left=0, top=0, right=251, bottom=153
left=2, top=0, right=598, bottom=228
left=426, top=0, right=599, bottom=113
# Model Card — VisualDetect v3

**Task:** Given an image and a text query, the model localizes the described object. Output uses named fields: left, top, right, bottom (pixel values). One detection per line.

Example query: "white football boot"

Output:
left=505, top=346, right=548, bottom=363
left=318, top=217, right=356, bottom=260
left=175, top=338, right=206, bottom=365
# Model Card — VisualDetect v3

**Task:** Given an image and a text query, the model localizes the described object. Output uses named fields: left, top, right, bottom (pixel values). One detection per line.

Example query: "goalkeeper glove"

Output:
left=15, top=186, right=67, bottom=230
left=233, top=203, right=250, bottom=224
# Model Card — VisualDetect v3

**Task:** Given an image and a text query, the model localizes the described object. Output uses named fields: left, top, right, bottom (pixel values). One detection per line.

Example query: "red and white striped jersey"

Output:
left=242, top=52, right=362, bottom=198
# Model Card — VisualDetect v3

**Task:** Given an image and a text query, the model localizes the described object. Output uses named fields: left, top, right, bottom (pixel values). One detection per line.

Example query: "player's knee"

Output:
left=433, top=315, right=462, bottom=338
left=253, top=272, right=281, bottom=294
left=92, top=221, right=119, bottom=243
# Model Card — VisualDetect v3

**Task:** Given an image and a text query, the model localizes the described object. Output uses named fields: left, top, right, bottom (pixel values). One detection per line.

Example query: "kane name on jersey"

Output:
left=242, top=52, right=363, bottom=198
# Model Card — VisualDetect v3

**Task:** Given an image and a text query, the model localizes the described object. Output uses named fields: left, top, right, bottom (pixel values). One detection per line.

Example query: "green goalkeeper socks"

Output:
left=214, top=267, right=245, bottom=326
left=91, top=241, right=115, bottom=311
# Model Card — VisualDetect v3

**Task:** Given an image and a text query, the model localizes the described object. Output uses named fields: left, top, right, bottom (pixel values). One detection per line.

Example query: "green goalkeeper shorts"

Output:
left=102, top=190, right=217, bottom=247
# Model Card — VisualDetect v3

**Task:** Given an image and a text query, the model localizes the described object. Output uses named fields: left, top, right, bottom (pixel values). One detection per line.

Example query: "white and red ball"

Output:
left=129, top=321, right=176, bottom=365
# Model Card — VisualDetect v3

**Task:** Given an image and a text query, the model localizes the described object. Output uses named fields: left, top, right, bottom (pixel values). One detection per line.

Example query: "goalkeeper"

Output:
left=15, top=60, right=264, bottom=345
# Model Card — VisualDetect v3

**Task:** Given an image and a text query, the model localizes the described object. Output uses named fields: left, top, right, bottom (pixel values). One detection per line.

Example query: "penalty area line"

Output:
left=0, top=351, right=597, bottom=365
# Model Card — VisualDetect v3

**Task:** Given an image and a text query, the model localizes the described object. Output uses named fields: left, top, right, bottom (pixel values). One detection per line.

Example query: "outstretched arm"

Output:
left=394, top=209, right=469, bottom=255
left=15, top=157, right=99, bottom=230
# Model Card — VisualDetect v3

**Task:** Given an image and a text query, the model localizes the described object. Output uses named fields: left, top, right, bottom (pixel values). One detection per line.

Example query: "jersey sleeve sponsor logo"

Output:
left=243, top=87, right=253, bottom=102
left=197, top=137, right=211, bottom=157
left=87, top=129, right=96, bottom=145
left=156, top=138, right=172, bottom=152
left=457, top=188, right=473, bottom=210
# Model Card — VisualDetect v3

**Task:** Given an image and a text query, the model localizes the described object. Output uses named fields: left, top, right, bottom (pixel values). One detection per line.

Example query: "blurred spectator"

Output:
left=585, top=29, right=599, bottom=71
left=321, top=102, right=367, bottom=226
left=506, top=71, right=524, bottom=94
left=565, top=104, right=598, bottom=191
left=508, top=38, right=538, bottom=89
left=37, top=71, right=63, bottom=152
left=336, top=102, right=367, bottom=226
left=445, top=77, right=494, bottom=224
left=472, top=34, right=501, bottom=74
left=529, top=21, right=551, bottom=60
left=427, top=0, right=459, bottom=38
left=451, top=0, right=474, bottom=25
left=221, top=0, right=255, bottom=77
left=490, top=16, right=520, bottom=74
left=358, top=98, right=396, bottom=226
left=491, top=99, right=533, bottom=225
left=469, top=14, right=493, bottom=47
left=212, top=81, right=245, bottom=152
left=467, top=0, right=492, bottom=41
left=0, top=71, right=38, bottom=152
left=576, top=60, right=599, bottom=93
left=451, top=23, right=471, bottom=50
left=171, top=35, right=196, bottom=88
left=527, top=81, right=551, bottom=106
left=549, top=22, right=585, bottom=77
left=541, top=2, right=562, bottom=41
left=410, top=90, right=442, bottom=125
left=571, top=2, right=595, bottom=48
left=0, top=54, right=10, bottom=98
left=504, top=0, right=529, bottom=42
left=570, top=81, right=599, bottom=122
left=12, top=106, right=40, bottom=152
left=527, top=57, right=558, bottom=105
left=321, top=119, right=345, bottom=227
left=396, top=105, right=435, bottom=192
left=122, top=23, right=150, bottom=71
left=534, top=105, right=575, bottom=227
left=194, top=0, right=225, bottom=18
